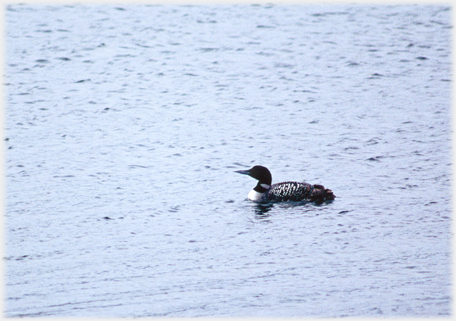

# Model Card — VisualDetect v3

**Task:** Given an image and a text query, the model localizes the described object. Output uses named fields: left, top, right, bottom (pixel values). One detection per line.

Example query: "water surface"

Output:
left=5, top=4, right=452, bottom=317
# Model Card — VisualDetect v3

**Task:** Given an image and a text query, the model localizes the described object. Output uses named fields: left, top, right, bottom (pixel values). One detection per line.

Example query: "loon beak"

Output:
left=235, top=169, right=251, bottom=176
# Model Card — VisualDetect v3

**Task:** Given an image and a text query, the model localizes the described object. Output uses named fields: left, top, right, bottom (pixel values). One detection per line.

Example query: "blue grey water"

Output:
left=5, top=4, right=452, bottom=317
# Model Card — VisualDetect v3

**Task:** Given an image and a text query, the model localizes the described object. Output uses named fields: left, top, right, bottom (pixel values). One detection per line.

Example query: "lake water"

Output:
left=4, top=4, right=452, bottom=317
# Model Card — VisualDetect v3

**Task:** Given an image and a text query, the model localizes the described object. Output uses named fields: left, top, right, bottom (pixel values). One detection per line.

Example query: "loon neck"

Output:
left=254, top=182, right=270, bottom=193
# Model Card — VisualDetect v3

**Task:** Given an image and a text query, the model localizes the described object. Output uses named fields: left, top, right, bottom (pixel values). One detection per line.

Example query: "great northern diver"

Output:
left=235, top=165, right=335, bottom=203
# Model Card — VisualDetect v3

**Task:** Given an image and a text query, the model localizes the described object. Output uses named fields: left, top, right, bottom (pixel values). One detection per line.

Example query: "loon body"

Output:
left=235, top=165, right=335, bottom=203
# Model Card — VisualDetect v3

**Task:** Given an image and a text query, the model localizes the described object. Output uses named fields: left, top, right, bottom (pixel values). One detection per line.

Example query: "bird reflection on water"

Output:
left=252, top=200, right=337, bottom=219
left=253, top=202, right=275, bottom=218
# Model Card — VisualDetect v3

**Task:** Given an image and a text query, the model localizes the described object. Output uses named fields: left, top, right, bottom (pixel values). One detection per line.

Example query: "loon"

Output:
left=235, top=165, right=335, bottom=203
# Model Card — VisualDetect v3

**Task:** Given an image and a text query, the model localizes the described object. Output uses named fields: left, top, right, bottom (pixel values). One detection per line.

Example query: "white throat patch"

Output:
left=248, top=189, right=264, bottom=201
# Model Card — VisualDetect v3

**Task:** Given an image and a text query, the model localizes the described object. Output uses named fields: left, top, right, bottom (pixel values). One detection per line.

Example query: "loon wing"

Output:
left=267, top=182, right=311, bottom=202
left=267, top=182, right=335, bottom=203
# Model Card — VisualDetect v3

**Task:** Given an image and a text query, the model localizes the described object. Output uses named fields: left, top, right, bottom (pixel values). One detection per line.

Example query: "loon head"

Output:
left=235, top=165, right=273, bottom=201
left=235, top=165, right=272, bottom=188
